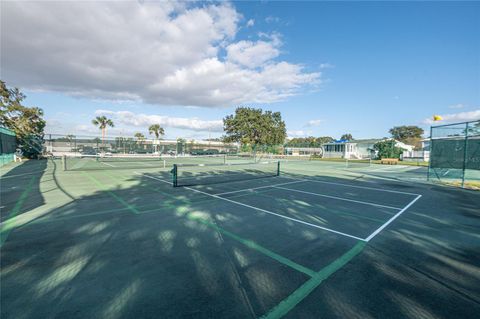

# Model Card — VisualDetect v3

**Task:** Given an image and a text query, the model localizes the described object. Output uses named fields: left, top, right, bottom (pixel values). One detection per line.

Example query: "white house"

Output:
left=401, top=138, right=430, bottom=162
left=322, top=139, right=414, bottom=159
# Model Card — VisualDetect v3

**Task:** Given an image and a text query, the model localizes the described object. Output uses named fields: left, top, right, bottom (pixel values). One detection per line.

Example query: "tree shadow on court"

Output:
left=1, top=167, right=479, bottom=319
left=0, top=159, right=48, bottom=225
left=281, top=172, right=480, bottom=319
left=1, top=169, right=310, bottom=318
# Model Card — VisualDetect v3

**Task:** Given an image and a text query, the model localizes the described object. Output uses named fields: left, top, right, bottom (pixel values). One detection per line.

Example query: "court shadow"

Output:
left=1, top=167, right=479, bottom=319
left=0, top=159, right=48, bottom=224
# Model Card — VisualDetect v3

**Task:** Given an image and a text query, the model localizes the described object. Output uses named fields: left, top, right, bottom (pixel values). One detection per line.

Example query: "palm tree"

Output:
left=92, top=116, right=114, bottom=146
left=149, top=124, right=165, bottom=154
left=134, top=132, right=145, bottom=142
left=188, top=139, right=195, bottom=153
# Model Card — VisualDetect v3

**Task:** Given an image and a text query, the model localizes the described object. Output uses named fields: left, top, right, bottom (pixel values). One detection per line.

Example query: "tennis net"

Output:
left=172, top=161, right=281, bottom=187
left=345, top=158, right=372, bottom=168
left=62, top=154, right=165, bottom=171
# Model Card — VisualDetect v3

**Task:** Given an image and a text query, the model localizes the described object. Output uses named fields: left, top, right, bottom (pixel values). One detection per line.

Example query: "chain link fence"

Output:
left=43, top=134, right=240, bottom=157
left=0, top=127, right=17, bottom=166
left=428, top=120, right=480, bottom=189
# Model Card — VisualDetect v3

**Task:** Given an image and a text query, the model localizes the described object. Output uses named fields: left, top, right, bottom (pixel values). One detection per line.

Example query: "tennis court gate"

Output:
left=428, top=120, right=480, bottom=189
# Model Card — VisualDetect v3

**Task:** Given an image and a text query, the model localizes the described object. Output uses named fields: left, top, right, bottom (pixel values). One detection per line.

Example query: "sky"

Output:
left=2, top=1, right=479, bottom=140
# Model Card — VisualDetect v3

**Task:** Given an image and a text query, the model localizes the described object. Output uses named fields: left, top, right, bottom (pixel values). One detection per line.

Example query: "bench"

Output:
left=380, top=158, right=399, bottom=165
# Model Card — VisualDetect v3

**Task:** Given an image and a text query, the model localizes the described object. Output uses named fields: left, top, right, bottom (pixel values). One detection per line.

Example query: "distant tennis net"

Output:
left=172, top=161, right=281, bottom=187
left=345, top=158, right=372, bottom=168
left=62, top=154, right=166, bottom=171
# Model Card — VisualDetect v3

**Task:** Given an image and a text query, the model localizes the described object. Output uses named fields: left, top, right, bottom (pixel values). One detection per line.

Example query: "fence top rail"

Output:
left=0, top=126, right=16, bottom=136
left=431, top=120, right=479, bottom=129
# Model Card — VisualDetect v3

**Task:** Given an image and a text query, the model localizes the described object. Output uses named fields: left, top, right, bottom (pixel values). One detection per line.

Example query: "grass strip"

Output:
left=0, top=176, right=36, bottom=246
left=260, top=241, right=366, bottom=319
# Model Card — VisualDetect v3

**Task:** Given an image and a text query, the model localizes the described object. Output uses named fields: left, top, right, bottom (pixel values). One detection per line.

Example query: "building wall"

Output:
left=322, top=151, right=344, bottom=158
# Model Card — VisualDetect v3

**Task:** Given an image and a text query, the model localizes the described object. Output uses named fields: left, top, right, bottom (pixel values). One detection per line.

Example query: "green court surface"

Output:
left=1, top=158, right=479, bottom=318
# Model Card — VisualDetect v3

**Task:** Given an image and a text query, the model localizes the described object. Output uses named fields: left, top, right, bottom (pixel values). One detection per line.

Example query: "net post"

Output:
left=172, top=164, right=178, bottom=187
left=461, top=122, right=469, bottom=188
left=427, top=126, right=432, bottom=182
left=277, top=161, right=280, bottom=176
left=62, top=155, right=67, bottom=171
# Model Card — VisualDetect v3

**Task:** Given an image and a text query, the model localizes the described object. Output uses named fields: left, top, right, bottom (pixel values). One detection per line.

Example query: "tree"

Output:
left=92, top=116, right=114, bottom=145
left=316, top=136, right=335, bottom=145
left=466, top=121, right=480, bottom=136
left=286, top=136, right=334, bottom=147
left=389, top=126, right=424, bottom=148
left=134, top=132, right=145, bottom=141
left=134, top=133, right=146, bottom=153
left=340, top=133, right=353, bottom=141
left=148, top=124, right=164, bottom=153
left=389, top=126, right=424, bottom=141
left=223, top=107, right=287, bottom=149
left=0, top=80, right=46, bottom=158
left=373, top=140, right=403, bottom=159
left=148, top=124, right=165, bottom=139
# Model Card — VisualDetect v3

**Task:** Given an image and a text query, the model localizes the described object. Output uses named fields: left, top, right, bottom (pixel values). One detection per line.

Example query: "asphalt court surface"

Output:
left=1, top=159, right=479, bottom=319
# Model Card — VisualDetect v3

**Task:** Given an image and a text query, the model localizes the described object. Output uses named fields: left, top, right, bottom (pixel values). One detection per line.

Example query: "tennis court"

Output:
left=1, top=157, right=479, bottom=318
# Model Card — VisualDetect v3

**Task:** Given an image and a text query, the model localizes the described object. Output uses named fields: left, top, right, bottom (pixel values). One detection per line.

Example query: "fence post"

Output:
left=427, top=126, right=433, bottom=182
left=461, top=122, right=469, bottom=188
left=172, top=164, right=178, bottom=187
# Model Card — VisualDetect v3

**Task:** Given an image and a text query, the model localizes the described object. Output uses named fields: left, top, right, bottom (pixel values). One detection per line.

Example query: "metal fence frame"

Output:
left=428, top=120, right=480, bottom=188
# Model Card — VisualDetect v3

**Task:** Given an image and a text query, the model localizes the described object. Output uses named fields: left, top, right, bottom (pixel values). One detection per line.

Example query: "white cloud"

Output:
left=306, top=119, right=323, bottom=127
left=95, top=110, right=223, bottom=132
left=226, top=39, right=280, bottom=69
left=265, top=16, right=280, bottom=23
left=319, top=63, right=335, bottom=69
left=287, top=130, right=307, bottom=138
left=423, top=109, right=480, bottom=124
left=448, top=103, right=465, bottom=109
left=246, top=19, right=255, bottom=27
left=2, top=1, right=320, bottom=107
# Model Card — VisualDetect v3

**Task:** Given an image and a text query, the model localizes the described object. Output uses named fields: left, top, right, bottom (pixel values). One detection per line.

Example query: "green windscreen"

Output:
left=0, top=127, right=17, bottom=166
left=428, top=121, right=480, bottom=189
left=430, top=138, right=480, bottom=170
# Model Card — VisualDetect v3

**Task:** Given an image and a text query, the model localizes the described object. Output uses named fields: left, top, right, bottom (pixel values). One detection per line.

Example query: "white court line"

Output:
left=273, top=186, right=403, bottom=210
left=365, top=194, right=422, bottom=242
left=100, top=161, right=116, bottom=168
left=215, top=179, right=306, bottom=196
left=139, top=173, right=365, bottom=241
left=138, top=173, right=171, bottom=185
left=280, top=174, right=420, bottom=196
left=185, top=185, right=366, bottom=241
